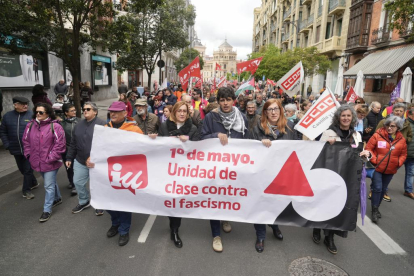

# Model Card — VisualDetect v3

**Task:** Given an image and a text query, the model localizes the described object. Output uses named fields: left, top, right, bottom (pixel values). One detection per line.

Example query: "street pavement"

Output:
left=1, top=99, right=414, bottom=275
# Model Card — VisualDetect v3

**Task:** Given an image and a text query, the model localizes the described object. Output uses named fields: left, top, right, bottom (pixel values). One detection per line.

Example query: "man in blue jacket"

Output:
left=201, top=87, right=249, bottom=252
left=0, top=97, right=39, bottom=199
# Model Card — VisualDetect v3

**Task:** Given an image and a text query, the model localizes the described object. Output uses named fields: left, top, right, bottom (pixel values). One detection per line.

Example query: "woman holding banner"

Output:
left=315, top=105, right=363, bottom=255
left=249, top=98, right=297, bottom=253
left=152, top=101, right=199, bottom=248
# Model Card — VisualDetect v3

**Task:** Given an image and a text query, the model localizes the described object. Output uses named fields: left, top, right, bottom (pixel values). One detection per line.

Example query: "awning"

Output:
left=343, top=44, right=414, bottom=79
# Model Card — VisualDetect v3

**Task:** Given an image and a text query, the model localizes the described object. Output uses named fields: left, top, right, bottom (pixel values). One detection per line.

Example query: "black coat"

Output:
left=201, top=109, right=249, bottom=140
left=158, top=118, right=199, bottom=141
left=0, top=110, right=33, bottom=155
left=66, top=116, right=106, bottom=165
left=249, top=120, right=298, bottom=141
left=363, top=110, right=383, bottom=142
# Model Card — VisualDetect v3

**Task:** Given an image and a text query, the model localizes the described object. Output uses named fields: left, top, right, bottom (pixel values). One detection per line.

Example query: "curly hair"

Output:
left=216, top=87, right=235, bottom=101
left=331, top=105, right=357, bottom=128
left=32, top=103, right=56, bottom=120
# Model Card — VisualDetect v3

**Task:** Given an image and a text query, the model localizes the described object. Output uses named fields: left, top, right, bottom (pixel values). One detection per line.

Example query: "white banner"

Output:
left=294, top=88, right=340, bottom=140
left=90, top=126, right=349, bottom=225
left=277, top=61, right=304, bottom=96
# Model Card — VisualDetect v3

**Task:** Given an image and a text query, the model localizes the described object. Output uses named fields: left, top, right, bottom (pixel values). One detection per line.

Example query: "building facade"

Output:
left=343, top=0, right=414, bottom=104
left=252, top=0, right=351, bottom=95
left=201, top=39, right=238, bottom=82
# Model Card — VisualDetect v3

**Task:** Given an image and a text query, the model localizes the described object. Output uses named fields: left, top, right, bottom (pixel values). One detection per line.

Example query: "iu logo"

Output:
left=107, top=154, right=148, bottom=194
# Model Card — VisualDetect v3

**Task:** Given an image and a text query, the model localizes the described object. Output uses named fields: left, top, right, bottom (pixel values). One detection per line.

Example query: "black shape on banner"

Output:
left=273, top=142, right=362, bottom=231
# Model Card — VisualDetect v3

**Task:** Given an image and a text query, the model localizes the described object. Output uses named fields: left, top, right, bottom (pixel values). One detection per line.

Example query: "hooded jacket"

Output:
left=376, top=117, right=412, bottom=143
left=23, top=118, right=66, bottom=172
left=366, top=127, right=407, bottom=174
left=105, top=117, right=143, bottom=134
left=0, top=109, right=33, bottom=155
left=66, top=116, right=106, bottom=165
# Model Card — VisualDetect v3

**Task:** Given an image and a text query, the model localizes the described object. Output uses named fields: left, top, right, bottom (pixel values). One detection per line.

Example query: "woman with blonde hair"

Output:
left=151, top=101, right=199, bottom=248
left=249, top=99, right=298, bottom=253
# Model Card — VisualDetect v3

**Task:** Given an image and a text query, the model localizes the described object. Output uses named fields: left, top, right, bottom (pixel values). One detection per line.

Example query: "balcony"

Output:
left=317, top=6, right=323, bottom=18
left=371, top=27, right=391, bottom=45
left=299, top=19, right=311, bottom=33
left=346, top=34, right=369, bottom=53
left=400, top=27, right=413, bottom=38
left=283, top=8, right=291, bottom=22
left=303, top=0, right=312, bottom=5
left=351, top=0, right=363, bottom=6
left=328, top=0, right=346, bottom=16
left=281, top=34, right=289, bottom=44
left=322, top=36, right=343, bottom=54
left=271, top=24, right=277, bottom=32
left=306, top=14, right=314, bottom=28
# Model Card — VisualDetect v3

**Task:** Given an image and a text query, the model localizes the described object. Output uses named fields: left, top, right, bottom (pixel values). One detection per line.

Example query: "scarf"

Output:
left=166, top=118, right=193, bottom=136
left=218, top=107, right=246, bottom=135
left=266, top=122, right=283, bottom=140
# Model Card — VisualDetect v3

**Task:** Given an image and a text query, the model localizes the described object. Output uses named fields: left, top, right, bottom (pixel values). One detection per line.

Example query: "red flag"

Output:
left=178, top=57, right=201, bottom=91
left=215, top=63, right=222, bottom=71
left=345, top=87, right=357, bottom=103
left=266, top=79, right=276, bottom=86
left=236, top=57, right=263, bottom=75
left=195, top=78, right=202, bottom=88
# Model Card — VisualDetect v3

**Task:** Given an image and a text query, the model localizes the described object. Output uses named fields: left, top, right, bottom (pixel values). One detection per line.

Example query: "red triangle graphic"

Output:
left=264, top=151, right=314, bottom=197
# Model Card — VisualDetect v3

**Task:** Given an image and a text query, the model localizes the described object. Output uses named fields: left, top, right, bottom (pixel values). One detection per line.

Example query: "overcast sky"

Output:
left=191, top=0, right=262, bottom=61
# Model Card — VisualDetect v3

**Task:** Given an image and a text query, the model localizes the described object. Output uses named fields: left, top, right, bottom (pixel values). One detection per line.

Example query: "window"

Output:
left=316, top=25, right=321, bottom=42
left=337, top=19, right=342, bottom=36
left=325, top=22, right=331, bottom=39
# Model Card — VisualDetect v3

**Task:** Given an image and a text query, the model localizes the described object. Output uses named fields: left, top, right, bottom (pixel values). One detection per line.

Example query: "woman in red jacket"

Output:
left=362, top=116, right=407, bottom=223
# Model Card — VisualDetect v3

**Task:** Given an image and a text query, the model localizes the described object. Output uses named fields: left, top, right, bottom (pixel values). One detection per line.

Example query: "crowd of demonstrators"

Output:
left=2, top=80, right=414, bottom=252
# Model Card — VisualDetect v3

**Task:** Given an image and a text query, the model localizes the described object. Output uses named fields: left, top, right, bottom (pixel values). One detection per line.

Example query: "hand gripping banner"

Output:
left=90, top=126, right=362, bottom=231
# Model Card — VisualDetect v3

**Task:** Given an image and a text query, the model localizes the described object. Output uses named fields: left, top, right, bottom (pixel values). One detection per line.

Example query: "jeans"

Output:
left=73, top=160, right=90, bottom=205
left=404, top=158, right=414, bottom=193
left=371, top=171, right=394, bottom=207
left=40, top=169, right=61, bottom=213
left=254, top=224, right=266, bottom=240
left=210, top=220, right=220, bottom=237
left=107, top=211, right=132, bottom=235
left=14, top=155, right=38, bottom=193
left=62, top=151, right=74, bottom=185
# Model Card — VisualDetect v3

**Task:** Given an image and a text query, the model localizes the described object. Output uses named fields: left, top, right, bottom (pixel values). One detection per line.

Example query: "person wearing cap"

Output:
left=87, top=101, right=143, bottom=246
left=66, top=102, right=106, bottom=215
left=0, top=97, right=39, bottom=199
left=133, top=98, right=159, bottom=135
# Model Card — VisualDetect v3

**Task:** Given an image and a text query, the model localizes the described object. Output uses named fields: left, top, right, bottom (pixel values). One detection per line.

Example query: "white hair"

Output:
left=284, top=103, right=297, bottom=111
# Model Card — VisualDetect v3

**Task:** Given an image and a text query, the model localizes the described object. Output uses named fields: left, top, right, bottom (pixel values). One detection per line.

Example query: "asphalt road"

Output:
left=0, top=166, right=413, bottom=276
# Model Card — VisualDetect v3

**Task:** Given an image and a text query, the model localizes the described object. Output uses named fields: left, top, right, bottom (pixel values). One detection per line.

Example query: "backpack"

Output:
left=28, top=121, right=55, bottom=135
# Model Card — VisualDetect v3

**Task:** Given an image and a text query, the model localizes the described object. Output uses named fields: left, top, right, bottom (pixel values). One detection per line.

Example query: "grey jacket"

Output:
left=66, top=116, right=106, bottom=165
left=54, top=82, right=68, bottom=95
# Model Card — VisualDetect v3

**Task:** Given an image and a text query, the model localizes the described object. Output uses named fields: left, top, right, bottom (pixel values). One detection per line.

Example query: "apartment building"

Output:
left=252, top=0, right=351, bottom=95
left=343, top=0, right=414, bottom=104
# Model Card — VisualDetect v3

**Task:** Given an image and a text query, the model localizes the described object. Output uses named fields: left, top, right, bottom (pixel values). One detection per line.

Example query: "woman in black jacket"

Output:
left=249, top=98, right=298, bottom=253
left=151, top=101, right=199, bottom=248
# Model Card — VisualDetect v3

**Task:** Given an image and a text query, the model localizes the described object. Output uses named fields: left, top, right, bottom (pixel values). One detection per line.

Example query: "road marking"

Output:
left=357, top=215, right=406, bottom=255
left=137, top=215, right=157, bottom=243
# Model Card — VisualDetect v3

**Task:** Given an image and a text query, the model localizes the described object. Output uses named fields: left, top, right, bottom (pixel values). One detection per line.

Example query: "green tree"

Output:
left=113, top=0, right=196, bottom=88
left=248, top=45, right=331, bottom=82
left=385, top=0, right=414, bottom=40
left=174, top=48, right=204, bottom=72
left=0, top=0, right=163, bottom=116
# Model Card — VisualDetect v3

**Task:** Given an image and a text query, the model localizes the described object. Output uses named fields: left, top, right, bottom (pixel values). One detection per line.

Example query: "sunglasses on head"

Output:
left=36, top=111, right=45, bottom=115
left=83, top=108, right=92, bottom=112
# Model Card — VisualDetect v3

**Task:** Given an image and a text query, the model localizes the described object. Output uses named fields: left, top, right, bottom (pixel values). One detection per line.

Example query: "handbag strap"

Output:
left=374, top=147, right=394, bottom=169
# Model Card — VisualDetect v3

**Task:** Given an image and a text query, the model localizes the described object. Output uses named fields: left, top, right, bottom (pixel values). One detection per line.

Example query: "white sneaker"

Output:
left=222, top=221, right=232, bottom=233
left=213, top=236, right=223, bottom=252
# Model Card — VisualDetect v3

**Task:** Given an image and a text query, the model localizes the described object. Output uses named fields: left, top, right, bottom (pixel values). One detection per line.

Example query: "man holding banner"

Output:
left=201, top=86, right=249, bottom=252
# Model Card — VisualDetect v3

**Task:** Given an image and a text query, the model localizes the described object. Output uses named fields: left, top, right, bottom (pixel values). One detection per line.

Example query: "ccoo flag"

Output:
left=294, top=88, right=340, bottom=140
left=277, top=61, right=304, bottom=96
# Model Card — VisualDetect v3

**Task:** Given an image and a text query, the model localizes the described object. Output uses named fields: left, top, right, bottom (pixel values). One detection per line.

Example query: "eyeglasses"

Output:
left=386, top=125, right=397, bottom=129
left=265, top=108, right=280, bottom=113
left=36, top=111, right=45, bottom=115
left=355, top=101, right=361, bottom=104
left=82, top=108, right=92, bottom=112
left=18, top=103, right=28, bottom=106
left=69, top=109, right=76, bottom=113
